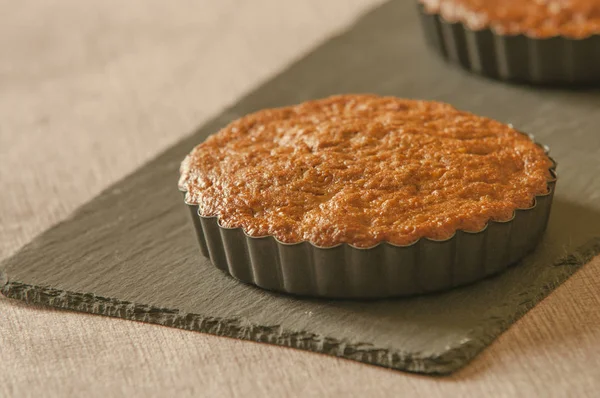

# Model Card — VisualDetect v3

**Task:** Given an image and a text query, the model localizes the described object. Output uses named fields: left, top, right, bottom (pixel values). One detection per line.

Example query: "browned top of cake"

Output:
left=179, top=94, right=553, bottom=248
left=421, top=0, right=600, bottom=38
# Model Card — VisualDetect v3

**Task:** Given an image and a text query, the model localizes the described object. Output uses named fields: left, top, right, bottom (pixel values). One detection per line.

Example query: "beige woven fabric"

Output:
left=1, top=1, right=599, bottom=396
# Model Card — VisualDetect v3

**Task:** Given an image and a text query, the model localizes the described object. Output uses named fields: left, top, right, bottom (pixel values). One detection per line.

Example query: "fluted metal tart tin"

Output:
left=181, top=138, right=556, bottom=299
left=417, top=4, right=600, bottom=85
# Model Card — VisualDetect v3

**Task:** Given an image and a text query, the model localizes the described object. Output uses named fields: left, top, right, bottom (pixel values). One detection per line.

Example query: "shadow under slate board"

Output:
left=3, top=0, right=600, bottom=375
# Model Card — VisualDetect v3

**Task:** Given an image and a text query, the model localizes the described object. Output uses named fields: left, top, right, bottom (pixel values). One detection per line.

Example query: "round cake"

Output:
left=420, top=0, right=600, bottom=38
left=180, top=94, right=553, bottom=249
left=418, top=0, right=600, bottom=84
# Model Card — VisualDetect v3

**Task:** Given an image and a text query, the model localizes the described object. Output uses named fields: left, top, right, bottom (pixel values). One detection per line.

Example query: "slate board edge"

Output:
left=2, top=237, right=599, bottom=375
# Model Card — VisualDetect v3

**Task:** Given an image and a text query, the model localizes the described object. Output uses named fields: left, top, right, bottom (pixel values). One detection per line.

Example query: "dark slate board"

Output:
left=2, top=0, right=600, bottom=375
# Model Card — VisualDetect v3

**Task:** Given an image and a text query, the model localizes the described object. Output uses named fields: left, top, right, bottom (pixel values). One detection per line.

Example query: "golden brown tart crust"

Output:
left=179, top=94, right=553, bottom=248
left=420, top=0, right=600, bottom=38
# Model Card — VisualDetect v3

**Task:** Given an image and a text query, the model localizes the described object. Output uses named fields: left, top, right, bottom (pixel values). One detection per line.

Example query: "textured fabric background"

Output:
left=1, top=0, right=599, bottom=396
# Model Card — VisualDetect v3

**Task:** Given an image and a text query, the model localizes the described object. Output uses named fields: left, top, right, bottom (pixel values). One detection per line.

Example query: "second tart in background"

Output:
left=418, top=0, right=600, bottom=84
